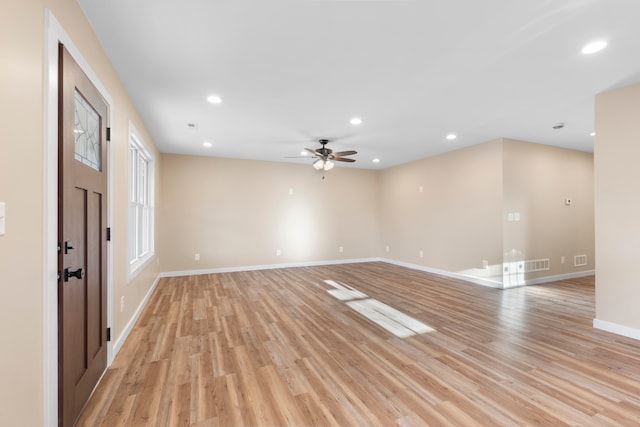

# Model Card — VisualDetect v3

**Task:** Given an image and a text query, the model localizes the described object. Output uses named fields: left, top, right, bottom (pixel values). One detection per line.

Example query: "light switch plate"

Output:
left=0, top=202, right=6, bottom=235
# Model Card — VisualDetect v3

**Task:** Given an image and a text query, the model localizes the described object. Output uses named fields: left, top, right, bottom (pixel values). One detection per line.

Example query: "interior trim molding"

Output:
left=593, top=318, right=640, bottom=341
left=159, top=257, right=382, bottom=278
left=158, top=258, right=594, bottom=289
left=523, top=270, right=596, bottom=286
left=381, top=259, right=595, bottom=290
left=113, top=275, right=162, bottom=356
left=380, top=258, right=504, bottom=288
left=44, top=9, right=115, bottom=426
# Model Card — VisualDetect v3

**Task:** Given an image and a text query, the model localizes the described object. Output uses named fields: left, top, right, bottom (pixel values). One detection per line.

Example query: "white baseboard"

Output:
left=379, top=258, right=504, bottom=289
left=159, top=257, right=382, bottom=278
left=379, top=259, right=594, bottom=290
left=113, top=274, right=162, bottom=356
left=523, top=270, right=595, bottom=286
left=593, top=318, right=640, bottom=341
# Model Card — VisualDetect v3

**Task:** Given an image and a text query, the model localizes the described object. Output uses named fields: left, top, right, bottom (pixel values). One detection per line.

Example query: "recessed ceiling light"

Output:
left=590, top=132, right=596, bottom=136
left=581, top=41, right=607, bottom=54
left=350, top=117, right=363, bottom=125
left=203, top=141, right=213, bottom=148
left=372, top=158, right=380, bottom=163
left=207, top=94, right=222, bottom=104
left=300, top=150, right=308, bottom=156
left=446, top=134, right=457, bottom=140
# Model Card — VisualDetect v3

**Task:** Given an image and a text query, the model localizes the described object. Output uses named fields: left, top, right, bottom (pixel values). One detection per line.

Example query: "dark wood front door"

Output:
left=58, top=44, right=109, bottom=427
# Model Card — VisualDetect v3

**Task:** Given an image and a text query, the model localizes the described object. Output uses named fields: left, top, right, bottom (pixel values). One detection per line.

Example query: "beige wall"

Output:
left=378, top=138, right=594, bottom=286
left=0, top=2, right=45, bottom=424
left=595, top=82, right=640, bottom=331
left=159, top=155, right=381, bottom=271
left=379, top=140, right=505, bottom=280
left=0, top=0, right=609, bottom=423
left=503, top=139, right=594, bottom=284
left=0, top=0, right=161, bottom=424
left=161, top=140, right=594, bottom=287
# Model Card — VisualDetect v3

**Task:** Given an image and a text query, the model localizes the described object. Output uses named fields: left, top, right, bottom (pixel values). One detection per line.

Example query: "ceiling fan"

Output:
left=304, top=139, right=357, bottom=171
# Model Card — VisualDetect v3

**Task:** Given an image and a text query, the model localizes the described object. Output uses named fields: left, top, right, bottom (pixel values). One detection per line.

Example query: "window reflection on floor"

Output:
left=324, top=279, right=435, bottom=338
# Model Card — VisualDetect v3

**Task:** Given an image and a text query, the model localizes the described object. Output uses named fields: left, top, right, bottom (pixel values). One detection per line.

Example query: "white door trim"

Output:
left=44, top=9, right=114, bottom=426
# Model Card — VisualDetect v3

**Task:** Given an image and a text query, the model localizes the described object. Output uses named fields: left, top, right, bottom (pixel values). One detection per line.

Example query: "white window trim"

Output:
left=128, top=123, right=155, bottom=279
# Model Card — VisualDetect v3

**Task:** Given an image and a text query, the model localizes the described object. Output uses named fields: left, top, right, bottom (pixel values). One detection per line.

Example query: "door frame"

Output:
left=44, top=9, right=114, bottom=426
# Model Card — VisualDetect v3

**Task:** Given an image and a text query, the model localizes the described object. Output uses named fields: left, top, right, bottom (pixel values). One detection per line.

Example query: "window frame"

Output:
left=128, top=123, right=155, bottom=278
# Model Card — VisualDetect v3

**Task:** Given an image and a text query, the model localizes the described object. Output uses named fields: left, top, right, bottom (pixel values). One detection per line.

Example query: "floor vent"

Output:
left=524, top=258, right=550, bottom=272
left=574, top=254, right=588, bottom=267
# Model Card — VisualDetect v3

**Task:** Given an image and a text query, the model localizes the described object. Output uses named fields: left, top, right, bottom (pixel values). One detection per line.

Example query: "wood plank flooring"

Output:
left=77, top=262, right=640, bottom=426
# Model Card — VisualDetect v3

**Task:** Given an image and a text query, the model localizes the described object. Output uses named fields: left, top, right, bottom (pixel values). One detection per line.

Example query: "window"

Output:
left=129, top=125, right=154, bottom=275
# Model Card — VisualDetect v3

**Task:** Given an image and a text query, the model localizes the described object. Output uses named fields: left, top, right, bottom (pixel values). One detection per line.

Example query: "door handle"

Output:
left=64, top=268, right=84, bottom=282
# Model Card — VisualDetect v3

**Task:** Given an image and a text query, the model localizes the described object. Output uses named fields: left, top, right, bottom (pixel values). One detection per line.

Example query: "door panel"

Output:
left=67, top=187, right=87, bottom=386
left=87, top=190, right=104, bottom=359
left=58, top=44, right=109, bottom=427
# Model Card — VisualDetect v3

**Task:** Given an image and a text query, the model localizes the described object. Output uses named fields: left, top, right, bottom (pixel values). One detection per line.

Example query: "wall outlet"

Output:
left=289, top=188, right=294, bottom=196
left=120, top=296, right=125, bottom=313
left=482, top=260, right=489, bottom=269
left=276, top=249, right=281, bottom=256
left=561, top=256, right=565, bottom=264
left=339, top=246, right=344, bottom=253
left=418, top=185, right=424, bottom=193
left=194, top=253, right=200, bottom=261
left=385, top=245, right=390, bottom=253
left=419, top=250, right=424, bottom=258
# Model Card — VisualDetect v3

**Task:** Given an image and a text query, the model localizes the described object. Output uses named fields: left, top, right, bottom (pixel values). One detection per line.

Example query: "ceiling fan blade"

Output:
left=332, top=150, right=357, bottom=157
left=333, top=157, right=356, bottom=163
left=324, top=134, right=356, bottom=142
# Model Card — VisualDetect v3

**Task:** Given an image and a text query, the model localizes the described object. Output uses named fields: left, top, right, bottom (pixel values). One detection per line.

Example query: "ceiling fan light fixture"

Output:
left=313, top=158, right=334, bottom=171
left=350, top=117, right=363, bottom=125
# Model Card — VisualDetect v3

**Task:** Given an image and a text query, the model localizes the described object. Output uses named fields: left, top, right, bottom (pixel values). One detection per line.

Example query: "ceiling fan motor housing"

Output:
left=318, top=139, right=331, bottom=156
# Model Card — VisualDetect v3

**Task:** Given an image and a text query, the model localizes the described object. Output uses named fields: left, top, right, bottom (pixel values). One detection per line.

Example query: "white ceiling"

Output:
left=77, top=0, right=640, bottom=169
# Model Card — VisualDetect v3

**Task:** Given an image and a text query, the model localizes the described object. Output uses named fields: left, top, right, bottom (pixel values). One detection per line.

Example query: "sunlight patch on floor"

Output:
left=324, top=279, right=435, bottom=338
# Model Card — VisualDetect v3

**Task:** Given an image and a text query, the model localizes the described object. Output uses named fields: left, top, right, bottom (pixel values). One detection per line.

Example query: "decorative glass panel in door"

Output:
left=74, top=89, right=101, bottom=171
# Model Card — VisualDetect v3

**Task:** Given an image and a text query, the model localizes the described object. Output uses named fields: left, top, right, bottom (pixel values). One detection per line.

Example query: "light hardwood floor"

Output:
left=78, top=262, right=640, bottom=426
